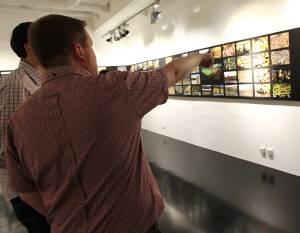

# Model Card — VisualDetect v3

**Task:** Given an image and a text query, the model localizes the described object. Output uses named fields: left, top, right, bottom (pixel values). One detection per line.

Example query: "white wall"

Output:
left=96, top=0, right=300, bottom=176
left=1, top=0, right=300, bottom=176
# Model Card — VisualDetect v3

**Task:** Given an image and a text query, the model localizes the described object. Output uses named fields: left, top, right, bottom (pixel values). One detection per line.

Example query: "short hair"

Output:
left=99, top=69, right=109, bottom=75
left=10, top=22, right=32, bottom=58
left=28, top=14, right=87, bottom=68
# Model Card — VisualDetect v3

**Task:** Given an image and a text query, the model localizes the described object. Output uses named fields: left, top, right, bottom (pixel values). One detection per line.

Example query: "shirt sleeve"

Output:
left=5, top=121, right=37, bottom=193
left=0, top=78, right=24, bottom=169
left=123, top=69, right=169, bottom=117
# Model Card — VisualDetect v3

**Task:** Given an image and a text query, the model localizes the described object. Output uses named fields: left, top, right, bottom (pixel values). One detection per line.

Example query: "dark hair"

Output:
left=99, top=69, right=109, bottom=75
left=28, top=14, right=87, bottom=68
left=10, top=22, right=31, bottom=58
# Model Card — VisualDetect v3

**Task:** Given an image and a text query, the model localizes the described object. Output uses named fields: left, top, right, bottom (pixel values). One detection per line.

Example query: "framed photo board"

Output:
left=97, top=27, right=300, bottom=101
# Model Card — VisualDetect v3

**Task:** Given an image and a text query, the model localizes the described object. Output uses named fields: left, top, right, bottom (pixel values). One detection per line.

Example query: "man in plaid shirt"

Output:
left=5, top=15, right=213, bottom=233
left=0, top=22, right=50, bottom=232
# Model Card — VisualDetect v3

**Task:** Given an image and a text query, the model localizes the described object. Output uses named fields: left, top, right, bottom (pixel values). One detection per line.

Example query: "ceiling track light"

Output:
left=151, top=0, right=162, bottom=24
left=105, top=24, right=130, bottom=43
left=106, top=30, right=114, bottom=43
left=103, top=0, right=162, bottom=43
left=153, top=0, right=160, bottom=8
left=114, top=32, right=120, bottom=41
left=150, top=10, right=162, bottom=24
left=118, top=25, right=130, bottom=38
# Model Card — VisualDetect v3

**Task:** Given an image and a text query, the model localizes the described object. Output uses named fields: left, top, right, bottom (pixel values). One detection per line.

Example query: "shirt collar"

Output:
left=42, top=66, right=92, bottom=85
left=18, top=60, right=42, bottom=84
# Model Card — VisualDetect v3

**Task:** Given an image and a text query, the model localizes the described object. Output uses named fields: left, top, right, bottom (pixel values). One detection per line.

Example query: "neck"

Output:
left=22, top=57, right=44, bottom=75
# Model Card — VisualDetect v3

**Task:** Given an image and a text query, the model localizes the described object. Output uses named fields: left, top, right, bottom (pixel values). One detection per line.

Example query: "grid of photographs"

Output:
left=98, top=28, right=298, bottom=100
left=166, top=31, right=291, bottom=99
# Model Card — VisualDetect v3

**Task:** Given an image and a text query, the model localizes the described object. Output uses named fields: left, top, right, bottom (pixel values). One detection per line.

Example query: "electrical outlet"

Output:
left=267, top=148, right=274, bottom=160
left=260, top=146, right=266, bottom=158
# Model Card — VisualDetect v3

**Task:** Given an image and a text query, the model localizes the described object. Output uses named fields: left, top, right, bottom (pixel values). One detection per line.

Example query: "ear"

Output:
left=24, top=43, right=31, bottom=55
left=73, top=43, right=87, bottom=62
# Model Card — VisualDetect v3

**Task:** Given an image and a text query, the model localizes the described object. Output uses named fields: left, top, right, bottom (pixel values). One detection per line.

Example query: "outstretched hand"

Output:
left=200, top=53, right=214, bottom=68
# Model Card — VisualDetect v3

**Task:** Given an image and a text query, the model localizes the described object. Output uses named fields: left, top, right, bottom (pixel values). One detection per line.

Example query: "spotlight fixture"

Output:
left=105, top=24, right=130, bottom=43
left=114, top=31, right=120, bottom=41
left=120, top=29, right=130, bottom=38
left=153, top=0, right=160, bottom=8
left=103, top=0, right=162, bottom=42
left=118, top=24, right=130, bottom=39
left=106, top=32, right=113, bottom=43
left=150, top=7, right=162, bottom=24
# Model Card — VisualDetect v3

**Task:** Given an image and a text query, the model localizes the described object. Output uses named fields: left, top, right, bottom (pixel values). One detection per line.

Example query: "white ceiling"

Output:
left=0, top=0, right=110, bottom=21
left=0, top=0, right=157, bottom=47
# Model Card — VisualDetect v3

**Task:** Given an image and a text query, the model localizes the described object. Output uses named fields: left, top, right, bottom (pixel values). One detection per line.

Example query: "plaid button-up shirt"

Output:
left=0, top=60, right=41, bottom=200
left=6, top=66, right=167, bottom=232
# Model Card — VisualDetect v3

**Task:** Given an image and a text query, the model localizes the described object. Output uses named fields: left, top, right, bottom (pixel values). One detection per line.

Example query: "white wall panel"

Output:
left=1, top=0, right=300, bottom=175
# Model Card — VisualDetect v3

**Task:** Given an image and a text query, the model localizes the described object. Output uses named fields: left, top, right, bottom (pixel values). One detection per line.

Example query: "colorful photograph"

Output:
left=272, top=68, right=291, bottom=82
left=182, top=76, right=191, bottom=85
left=189, top=51, right=198, bottom=55
left=271, top=49, right=290, bottom=65
left=168, top=86, right=175, bottom=95
left=175, top=80, right=183, bottom=85
left=270, top=32, right=289, bottom=50
left=222, top=43, right=236, bottom=57
left=252, top=36, right=269, bottom=52
left=210, top=46, right=222, bottom=58
left=255, top=84, right=271, bottom=97
left=191, top=73, right=201, bottom=84
left=117, top=66, right=127, bottom=71
left=142, top=62, right=148, bottom=70
left=137, top=63, right=143, bottom=71
left=192, top=66, right=200, bottom=73
left=253, top=52, right=270, bottom=67
left=201, top=63, right=222, bottom=80
left=236, top=40, right=251, bottom=55
left=223, top=57, right=236, bottom=70
left=224, top=71, right=237, bottom=83
left=153, top=59, right=159, bottom=69
left=238, top=70, right=252, bottom=83
left=272, top=83, right=291, bottom=98
left=225, top=85, right=238, bottom=97
left=237, top=55, right=252, bottom=69
left=199, top=49, right=210, bottom=54
left=165, top=56, right=173, bottom=64
left=181, top=53, right=189, bottom=57
left=192, top=85, right=201, bottom=96
left=254, top=69, right=270, bottom=82
left=213, top=85, right=224, bottom=96
left=148, top=60, right=154, bottom=70
left=153, top=59, right=160, bottom=68
left=183, top=85, right=192, bottom=95
left=175, top=86, right=183, bottom=95
left=202, top=85, right=212, bottom=96
left=239, top=84, right=253, bottom=97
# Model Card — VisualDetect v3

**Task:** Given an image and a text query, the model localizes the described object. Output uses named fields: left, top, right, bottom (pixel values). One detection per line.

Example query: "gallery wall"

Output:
left=1, top=1, right=299, bottom=228
left=95, top=0, right=300, bottom=177
left=1, top=0, right=300, bottom=177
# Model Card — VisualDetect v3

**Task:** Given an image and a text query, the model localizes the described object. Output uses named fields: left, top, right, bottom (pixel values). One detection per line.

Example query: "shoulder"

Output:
left=0, top=71, right=24, bottom=88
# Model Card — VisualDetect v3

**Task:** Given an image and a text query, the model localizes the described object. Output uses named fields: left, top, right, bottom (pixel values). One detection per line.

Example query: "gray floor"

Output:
left=1, top=129, right=300, bottom=233
left=0, top=193, right=26, bottom=233
left=142, top=129, right=300, bottom=233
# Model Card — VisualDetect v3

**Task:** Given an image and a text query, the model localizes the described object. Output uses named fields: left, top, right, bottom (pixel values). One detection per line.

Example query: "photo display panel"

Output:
left=166, top=28, right=300, bottom=100
left=167, top=28, right=300, bottom=100
left=97, top=27, right=300, bottom=101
